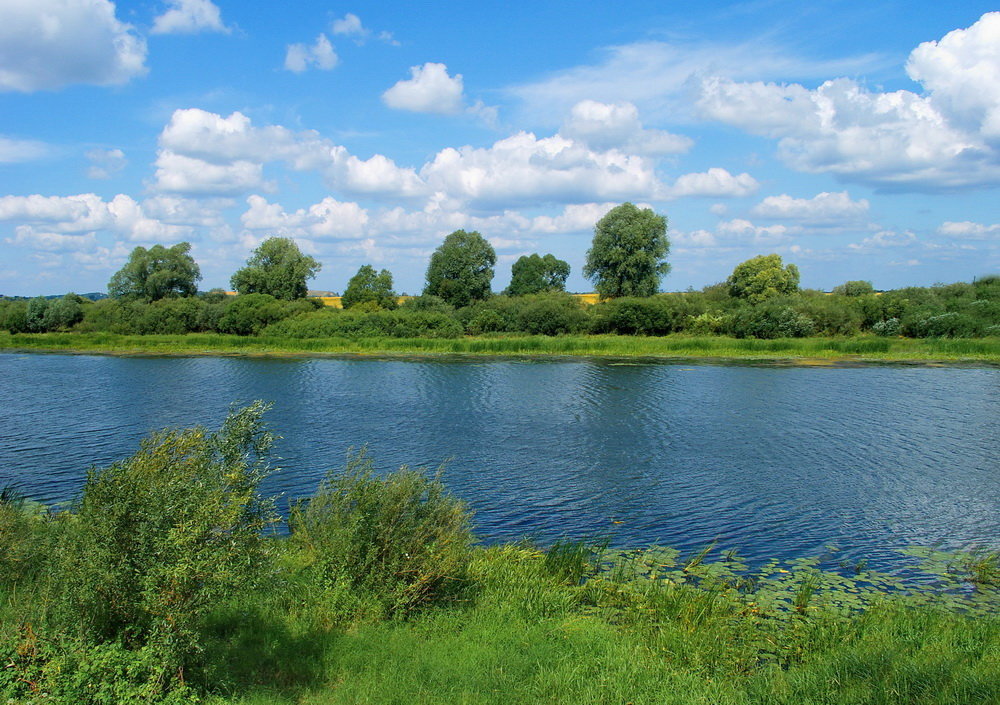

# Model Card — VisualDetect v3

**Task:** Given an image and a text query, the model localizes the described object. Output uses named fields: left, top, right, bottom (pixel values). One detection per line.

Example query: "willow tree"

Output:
left=583, top=203, right=669, bottom=299
left=423, top=230, right=496, bottom=307
left=505, top=253, right=570, bottom=296
left=727, top=254, right=800, bottom=305
left=108, top=243, right=201, bottom=300
left=231, top=237, right=321, bottom=300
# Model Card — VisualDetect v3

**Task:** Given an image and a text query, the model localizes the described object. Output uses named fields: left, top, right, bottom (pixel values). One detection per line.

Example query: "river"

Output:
left=1, top=352, right=997, bottom=567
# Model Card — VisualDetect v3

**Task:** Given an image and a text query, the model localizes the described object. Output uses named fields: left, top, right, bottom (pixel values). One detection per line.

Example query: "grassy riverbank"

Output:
left=3, top=331, right=1000, bottom=363
left=2, top=406, right=998, bottom=704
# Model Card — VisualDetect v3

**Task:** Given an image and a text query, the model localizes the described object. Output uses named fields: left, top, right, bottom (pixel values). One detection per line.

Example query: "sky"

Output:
left=0, top=0, right=998, bottom=296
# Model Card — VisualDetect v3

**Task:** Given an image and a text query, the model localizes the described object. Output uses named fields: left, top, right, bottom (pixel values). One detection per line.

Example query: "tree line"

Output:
left=1, top=202, right=998, bottom=339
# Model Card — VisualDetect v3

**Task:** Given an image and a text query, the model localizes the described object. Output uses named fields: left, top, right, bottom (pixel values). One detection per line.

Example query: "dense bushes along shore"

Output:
left=2, top=276, right=999, bottom=341
left=2, top=405, right=998, bottom=703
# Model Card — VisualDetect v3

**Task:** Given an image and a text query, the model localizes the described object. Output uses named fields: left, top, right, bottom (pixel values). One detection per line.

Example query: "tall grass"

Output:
left=3, top=331, right=1000, bottom=362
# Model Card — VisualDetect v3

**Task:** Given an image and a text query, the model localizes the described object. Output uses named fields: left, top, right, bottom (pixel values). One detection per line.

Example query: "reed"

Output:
left=3, top=331, right=999, bottom=363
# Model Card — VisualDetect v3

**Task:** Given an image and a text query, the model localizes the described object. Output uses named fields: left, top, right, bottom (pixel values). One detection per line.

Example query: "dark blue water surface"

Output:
left=1, top=353, right=997, bottom=567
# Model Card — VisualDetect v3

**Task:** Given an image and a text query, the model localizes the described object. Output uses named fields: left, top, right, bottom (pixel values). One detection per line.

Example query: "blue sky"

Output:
left=1, top=0, right=997, bottom=296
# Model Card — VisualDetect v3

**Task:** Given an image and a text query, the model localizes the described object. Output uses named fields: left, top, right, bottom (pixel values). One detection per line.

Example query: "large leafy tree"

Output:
left=342, top=265, right=397, bottom=310
left=231, top=237, right=321, bottom=301
left=727, top=254, right=800, bottom=305
left=108, top=243, right=201, bottom=300
left=505, top=253, right=571, bottom=296
left=583, top=203, right=669, bottom=299
left=423, top=230, right=496, bottom=307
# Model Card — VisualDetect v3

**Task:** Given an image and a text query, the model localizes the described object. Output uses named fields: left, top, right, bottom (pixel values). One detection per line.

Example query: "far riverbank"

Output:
left=2, top=331, right=999, bottom=365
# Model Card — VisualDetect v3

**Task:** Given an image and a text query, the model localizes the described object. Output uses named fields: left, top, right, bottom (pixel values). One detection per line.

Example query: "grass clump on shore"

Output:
left=2, top=405, right=999, bottom=704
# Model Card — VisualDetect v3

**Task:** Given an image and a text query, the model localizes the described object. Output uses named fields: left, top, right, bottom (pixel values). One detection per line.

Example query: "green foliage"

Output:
left=505, top=253, right=571, bottom=296
left=397, top=293, right=454, bottom=315
left=341, top=265, right=397, bottom=310
left=727, top=254, right=800, bottom=304
left=290, top=448, right=474, bottom=615
left=43, top=293, right=86, bottom=331
left=511, top=293, right=589, bottom=335
left=872, top=317, right=902, bottom=336
left=230, top=236, right=321, bottom=300
left=424, top=230, right=497, bottom=307
left=0, top=488, right=50, bottom=589
left=583, top=202, right=670, bottom=298
left=833, top=280, right=875, bottom=296
left=108, top=243, right=201, bottom=301
left=26, top=296, right=51, bottom=332
left=53, top=402, right=277, bottom=673
left=792, top=293, right=864, bottom=336
left=1, top=634, right=199, bottom=704
left=218, top=293, right=318, bottom=335
left=0, top=298, right=29, bottom=333
left=264, top=308, right=463, bottom=339
left=591, top=295, right=701, bottom=335
left=728, top=303, right=815, bottom=339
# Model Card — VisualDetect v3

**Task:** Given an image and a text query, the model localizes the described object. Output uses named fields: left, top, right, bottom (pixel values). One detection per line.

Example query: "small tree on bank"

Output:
left=424, top=230, right=496, bottom=308
left=108, top=243, right=201, bottom=300
left=727, top=254, right=800, bottom=305
left=231, top=236, right=321, bottom=300
left=583, top=203, right=669, bottom=299
left=342, top=265, right=397, bottom=310
left=505, top=253, right=570, bottom=296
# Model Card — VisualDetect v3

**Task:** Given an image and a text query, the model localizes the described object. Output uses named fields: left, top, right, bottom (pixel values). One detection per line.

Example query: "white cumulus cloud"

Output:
left=0, top=136, right=49, bottom=163
left=284, top=34, right=338, bottom=73
left=697, top=12, right=1000, bottom=190
left=420, top=132, right=663, bottom=207
left=151, top=0, right=229, bottom=35
left=938, top=221, right=1000, bottom=241
left=153, top=151, right=266, bottom=195
left=560, top=100, right=692, bottom=156
left=0, top=193, right=191, bottom=245
left=667, top=168, right=759, bottom=198
left=331, top=13, right=364, bottom=36
left=242, top=195, right=369, bottom=239
left=0, top=0, right=147, bottom=92
left=849, top=230, right=917, bottom=250
left=383, top=63, right=464, bottom=114
left=86, top=148, right=127, bottom=179
left=750, top=191, right=869, bottom=224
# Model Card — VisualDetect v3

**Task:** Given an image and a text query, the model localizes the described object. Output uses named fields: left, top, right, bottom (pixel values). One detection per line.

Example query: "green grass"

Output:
left=3, top=331, right=1000, bottom=363
left=4, top=527, right=999, bottom=704
left=192, top=543, right=999, bottom=705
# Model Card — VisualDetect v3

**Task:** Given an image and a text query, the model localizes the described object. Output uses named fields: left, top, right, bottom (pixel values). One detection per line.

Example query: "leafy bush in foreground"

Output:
left=53, top=402, right=278, bottom=679
left=290, top=449, right=474, bottom=616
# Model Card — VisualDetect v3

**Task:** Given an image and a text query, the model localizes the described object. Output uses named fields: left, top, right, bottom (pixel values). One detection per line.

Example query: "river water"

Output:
left=1, top=353, right=997, bottom=567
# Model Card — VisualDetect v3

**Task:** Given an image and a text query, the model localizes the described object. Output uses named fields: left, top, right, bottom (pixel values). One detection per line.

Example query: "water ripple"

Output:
left=0, top=354, right=997, bottom=568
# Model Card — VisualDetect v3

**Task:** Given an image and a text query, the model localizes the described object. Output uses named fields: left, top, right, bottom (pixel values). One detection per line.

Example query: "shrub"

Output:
left=0, top=299, right=29, bottom=333
left=727, top=304, right=815, bottom=339
left=290, top=449, right=474, bottom=615
left=832, top=280, right=875, bottom=296
left=872, top=318, right=901, bottom=336
left=53, top=402, right=278, bottom=675
left=793, top=295, right=864, bottom=336
left=218, top=293, right=315, bottom=335
left=465, top=308, right=508, bottom=335
left=264, top=309, right=463, bottom=339
left=397, top=294, right=454, bottom=315
left=0, top=488, right=50, bottom=588
left=903, top=311, right=983, bottom=338
left=514, top=293, right=589, bottom=335
left=591, top=296, right=698, bottom=335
